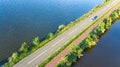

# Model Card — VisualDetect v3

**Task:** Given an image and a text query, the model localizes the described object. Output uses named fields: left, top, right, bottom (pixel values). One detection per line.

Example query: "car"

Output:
left=90, top=16, right=98, bottom=21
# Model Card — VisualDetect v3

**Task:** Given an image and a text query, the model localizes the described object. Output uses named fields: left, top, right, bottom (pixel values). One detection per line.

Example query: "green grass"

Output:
left=2, top=0, right=112, bottom=67
left=39, top=1, right=120, bottom=67
left=56, top=6, right=120, bottom=67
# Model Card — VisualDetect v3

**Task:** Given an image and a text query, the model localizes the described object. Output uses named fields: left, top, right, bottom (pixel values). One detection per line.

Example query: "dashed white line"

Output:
left=68, top=23, right=86, bottom=35
left=27, top=50, right=48, bottom=64
left=27, top=37, right=66, bottom=64
left=52, top=37, right=65, bottom=47
left=68, top=28, right=78, bottom=35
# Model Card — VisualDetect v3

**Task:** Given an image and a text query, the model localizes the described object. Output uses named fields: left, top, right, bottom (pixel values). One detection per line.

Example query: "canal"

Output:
left=0, top=0, right=102, bottom=65
left=72, top=20, right=120, bottom=67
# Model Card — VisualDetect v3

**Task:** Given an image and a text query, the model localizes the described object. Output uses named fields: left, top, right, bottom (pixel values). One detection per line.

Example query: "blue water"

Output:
left=72, top=21, right=120, bottom=67
left=0, top=0, right=102, bottom=65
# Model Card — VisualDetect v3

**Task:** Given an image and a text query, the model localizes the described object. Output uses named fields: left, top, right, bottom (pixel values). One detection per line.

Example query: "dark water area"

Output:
left=0, top=0, right=102, bottom=65
left=72, top=20, right=120, bottom=67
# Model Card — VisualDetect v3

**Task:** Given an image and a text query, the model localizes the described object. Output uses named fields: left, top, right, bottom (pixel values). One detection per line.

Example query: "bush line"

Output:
left=2, top=0, right=112, bottom=67
left=38, top=1, right=114, bottom=67
left=56, top=7, right=120, bottom=67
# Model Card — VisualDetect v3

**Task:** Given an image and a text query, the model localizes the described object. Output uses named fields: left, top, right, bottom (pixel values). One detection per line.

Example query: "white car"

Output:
left=90, top=16, right=98, bottom=21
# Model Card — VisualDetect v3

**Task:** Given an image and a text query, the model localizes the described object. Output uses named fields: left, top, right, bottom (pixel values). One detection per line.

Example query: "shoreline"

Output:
left=2, top=0, right=112, bottom=66
left=55, top=5, right=120, bottom=67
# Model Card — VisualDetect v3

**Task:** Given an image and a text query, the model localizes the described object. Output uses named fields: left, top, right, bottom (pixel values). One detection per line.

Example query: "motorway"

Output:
left=13, top=0, right=120, bottom=67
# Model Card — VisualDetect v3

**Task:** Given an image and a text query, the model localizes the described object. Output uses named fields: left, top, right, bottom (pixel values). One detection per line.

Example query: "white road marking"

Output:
left=52, top=37, right=65, bottom=47
left=13, top=1, right=120, bottom=67
left=27, top=50, right=48, bottom=64
left=68, top=23, right=86, bottom=35
left=68, top=28, right=78, bottom=35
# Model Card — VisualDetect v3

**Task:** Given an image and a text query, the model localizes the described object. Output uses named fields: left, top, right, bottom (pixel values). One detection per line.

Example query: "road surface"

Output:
left=13, top=0, right=120, bottom=67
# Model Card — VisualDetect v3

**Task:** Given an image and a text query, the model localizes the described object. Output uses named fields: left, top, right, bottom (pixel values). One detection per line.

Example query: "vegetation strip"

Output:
left=2, top=0, right=112, bottom=67
left=38, top=0, right=115, bottom=67
left=56, top=6, right=120, bottom=67
left=45, top=9, right=103, bottom=67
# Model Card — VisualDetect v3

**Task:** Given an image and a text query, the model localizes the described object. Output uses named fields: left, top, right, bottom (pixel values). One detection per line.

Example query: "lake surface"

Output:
left=72, top=20, right=120, bottom=67
left=0, top=0, right=102, bottom=65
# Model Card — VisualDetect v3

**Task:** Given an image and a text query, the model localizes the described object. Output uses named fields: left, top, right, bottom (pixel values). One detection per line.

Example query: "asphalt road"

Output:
left=13, top=0, right=120, bottom=67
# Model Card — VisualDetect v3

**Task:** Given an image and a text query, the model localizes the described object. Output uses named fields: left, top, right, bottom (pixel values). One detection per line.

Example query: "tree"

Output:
left=77, top=49, right=83, bottom=58
left=84, top=35, right=96, bottom=48
left=104, top=0, right=110, bottom=2
left=56, top=57, right=68, bottom=67
left=58, top=24, right=65, bottom=32
left=8, top=52, right=19, bottom=65
left=47, top=32, right=54, bottom=40
left=56, top=61, right=66, bottom=67
left=99, top=22, right=105, bottom=33
left=117, top=8, right=120, bottom=15
left=70, top=45, right=77, bottom=53
left=113, top=10, right=119, bottom=19
left=90, top=33, right=98, bottom=42
left=19, top=42, right=29, bottom=53
left=33, top=37, right=40, bottom=46
left=104, top=17, right=111, bottom=29
left=11, top=52, right=19, bottom=60
left=66, top=52, right=77, bottom=63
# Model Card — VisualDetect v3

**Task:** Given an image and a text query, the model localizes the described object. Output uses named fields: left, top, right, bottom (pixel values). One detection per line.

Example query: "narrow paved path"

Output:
left=13, top=0, right=120, bottom=67
left=46, top=1, right=120, bottom=67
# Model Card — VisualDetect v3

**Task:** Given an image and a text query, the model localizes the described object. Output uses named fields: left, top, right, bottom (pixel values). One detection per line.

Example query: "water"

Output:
left=0, top=0, right=102, bottom=65
left=72, top=20, right=120, bottom=67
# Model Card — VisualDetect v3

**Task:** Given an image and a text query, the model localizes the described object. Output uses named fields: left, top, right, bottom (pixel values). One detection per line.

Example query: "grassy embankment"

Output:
left=56, top=7, right=120, bottom=67
left=38, top=0, right=113, bottom=67
left=2, top=0, right=112, bottom=67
